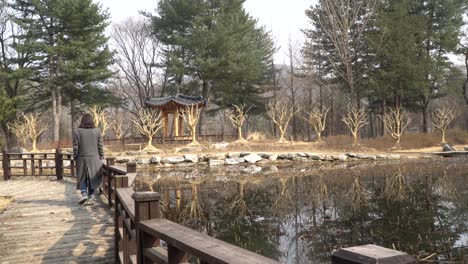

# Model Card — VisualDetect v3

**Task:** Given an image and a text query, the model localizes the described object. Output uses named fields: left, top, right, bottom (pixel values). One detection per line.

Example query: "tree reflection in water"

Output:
left=136, top=159, right=468, bottom=263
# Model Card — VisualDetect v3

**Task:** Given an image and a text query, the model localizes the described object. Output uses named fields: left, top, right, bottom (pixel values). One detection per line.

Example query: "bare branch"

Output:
left=380, top=106, right=412, bottom=149
left=132, top=109, right=163, bottom=150
left=266, top=99, right=301, bottom=143
left=342, top=105, right=368, bottom=146
left=432, top=106, right=456, bottom=144
left=225, top=104, right=252, bottom=142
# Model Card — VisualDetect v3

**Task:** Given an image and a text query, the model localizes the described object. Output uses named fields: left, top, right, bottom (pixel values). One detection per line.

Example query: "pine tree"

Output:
left=10, top=0, right=115, bottom=144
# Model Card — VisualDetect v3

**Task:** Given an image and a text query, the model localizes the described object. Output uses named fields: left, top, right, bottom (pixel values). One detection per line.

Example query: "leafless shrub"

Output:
left=266, top=100, right=301, bottom=143
left=342, top=105, right=368, bottom=146
left=132, top=109, right=163, bottom=151
left=432, top=106, right=456, bottom=144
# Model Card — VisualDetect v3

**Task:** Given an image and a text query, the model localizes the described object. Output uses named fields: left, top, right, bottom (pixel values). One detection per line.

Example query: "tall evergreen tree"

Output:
left=149, top=0, right=274, bottom=108
left=10, top=0, right=114, bottom=144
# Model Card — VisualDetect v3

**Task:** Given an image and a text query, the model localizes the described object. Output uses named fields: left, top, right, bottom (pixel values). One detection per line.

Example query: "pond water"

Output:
left=135, top=159, right=468, bottom=263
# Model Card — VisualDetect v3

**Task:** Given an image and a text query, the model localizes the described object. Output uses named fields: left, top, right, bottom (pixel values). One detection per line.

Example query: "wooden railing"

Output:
left=104, top=159, right=280, bottom=264
left=2, top=148, right=75, bottom=181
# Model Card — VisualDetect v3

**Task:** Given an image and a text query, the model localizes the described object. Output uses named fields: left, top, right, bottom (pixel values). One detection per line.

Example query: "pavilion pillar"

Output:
left=174, top=112, right=179, bottom=137
left=163, top=111, right=168, bottom=143
left=179, top=115, right=184, bottom=137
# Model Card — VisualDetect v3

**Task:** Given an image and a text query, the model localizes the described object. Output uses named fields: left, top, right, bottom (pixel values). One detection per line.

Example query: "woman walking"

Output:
left=73, top=113, right=104, bottom=205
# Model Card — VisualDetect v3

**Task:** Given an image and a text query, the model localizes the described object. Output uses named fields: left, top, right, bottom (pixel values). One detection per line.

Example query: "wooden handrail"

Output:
left=1, top=148, right=75, bottom=180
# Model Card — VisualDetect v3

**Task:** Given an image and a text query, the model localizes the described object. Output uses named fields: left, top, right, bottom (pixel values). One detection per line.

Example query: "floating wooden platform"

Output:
left=431, top=151, right=468, bottom=157
left=0, top=179, right=114, bottom=264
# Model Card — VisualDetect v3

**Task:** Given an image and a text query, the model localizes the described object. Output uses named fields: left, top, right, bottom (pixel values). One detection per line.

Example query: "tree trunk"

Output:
left=237, top=126, right=243, bottom=141
left=422, top=100, right=429, bottom=133
left=381, top=99, right=387, bottom=136
left=441, top=130, right=446, bottom=144
left=71, top=99, right=76, bottom=139
left=198, top=80, right=211, bottom=136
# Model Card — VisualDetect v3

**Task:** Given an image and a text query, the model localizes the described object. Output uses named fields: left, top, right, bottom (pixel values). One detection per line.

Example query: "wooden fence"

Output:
left=2, top=148, right=74, bottom=181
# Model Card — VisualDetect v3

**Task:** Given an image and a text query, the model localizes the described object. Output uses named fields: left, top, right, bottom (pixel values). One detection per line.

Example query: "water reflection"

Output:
left=135, top=159, right=468, bottom=263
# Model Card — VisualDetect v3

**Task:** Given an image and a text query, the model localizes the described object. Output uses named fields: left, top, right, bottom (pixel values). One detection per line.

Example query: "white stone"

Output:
left=367, top=155, right=377, bottom=160
left=184, top=154, right=198, bottom=163
left=136, top=158, right=150, bottom=164
left=346, top=152, right=357, bottom=158
left=161, top=156, right=185, bottom=164
left=268, top=154, right=278, bottom=161
left=376, top=154, right=387, bottom=160
left=356, top=154, right=369, bottom=159
left=278, top=153, right=295, bottom=160
left=209, top=160, right=225, bottom=167
left=388, top=154, right=401, bottom=160
left=225, top=158, right=245, bottom=165
left=308, top=153, right=323, bottom=160
left=333, top=154, right=347, bottom=162
left=297, top=152, right=308, bottom=157
left=150, top=156, right=161, bottom=164
left=243, top=153, right=262, bottom=164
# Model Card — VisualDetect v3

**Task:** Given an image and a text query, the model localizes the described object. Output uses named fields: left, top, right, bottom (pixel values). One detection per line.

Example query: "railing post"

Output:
left=106, top=157, right=116, bottom=166
left=332, top=245, right=417, bottom=264
left=55, top=148, right=63, bottom=180
left=127, top=162, right=137, bottom=173
left=133, top=192, right=161, bottom=264
left=2, top=148, right=10, bottom=181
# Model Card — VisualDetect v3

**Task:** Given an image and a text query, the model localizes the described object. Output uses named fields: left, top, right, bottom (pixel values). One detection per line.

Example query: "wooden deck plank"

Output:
left=0, top=179, right=115, bottom=264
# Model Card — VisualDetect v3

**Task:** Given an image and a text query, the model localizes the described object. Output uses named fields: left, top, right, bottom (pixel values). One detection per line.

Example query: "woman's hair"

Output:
left=79, top=113, right=95, bottom=129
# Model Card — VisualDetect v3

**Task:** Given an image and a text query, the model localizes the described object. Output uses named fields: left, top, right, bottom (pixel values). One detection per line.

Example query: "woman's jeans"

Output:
left=80, top=176, right=94, bottom=197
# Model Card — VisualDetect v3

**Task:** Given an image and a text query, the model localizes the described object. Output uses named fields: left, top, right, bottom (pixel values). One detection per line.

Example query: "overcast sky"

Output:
left=95, top=0, right=314, bottom=63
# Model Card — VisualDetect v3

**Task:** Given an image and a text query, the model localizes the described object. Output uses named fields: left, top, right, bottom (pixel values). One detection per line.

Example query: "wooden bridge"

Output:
left=0, top=150, right=280, bottom=264
left=0, top=149, right=417, bottom=264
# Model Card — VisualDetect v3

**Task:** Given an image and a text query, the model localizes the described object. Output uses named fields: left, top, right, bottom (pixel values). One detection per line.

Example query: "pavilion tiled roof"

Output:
left=145, top=94, right=207, bottom=108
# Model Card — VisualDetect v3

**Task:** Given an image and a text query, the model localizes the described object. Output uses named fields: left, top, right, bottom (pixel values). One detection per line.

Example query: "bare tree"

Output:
left=111, top=17, right=166, bottom=115
left=90, top=106, right=109, bottom=137
left=109, top=109, right=127, bottom=139
left=7, top=118, right=29, bottom=149
left=132, top=109, right=163, bottom=151
left=315, top=0, right=377, bottom=106
left=305, top=107, right=329, bottom=142
left=226, top=104, right=252, bottom=142
left=380, top=106, right=412, bottom=149
left=266, top=99, right=301, bottom=143
left=342, top=106, right=368, bottom=146
left=8, top=113, right=47, bottom=152
left=178, top=105, right=202, bottom=146
left=432, top=106, right=456, bottom=144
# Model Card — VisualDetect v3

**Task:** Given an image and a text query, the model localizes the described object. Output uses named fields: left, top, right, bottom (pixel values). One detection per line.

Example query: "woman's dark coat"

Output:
left=73, top=128, right=104, bottom=190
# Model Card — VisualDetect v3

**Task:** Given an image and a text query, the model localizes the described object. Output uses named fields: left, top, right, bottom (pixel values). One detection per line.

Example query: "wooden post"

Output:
left=162, top=112, right=168, bottom=144
left=106, top=157, right=116, bottom=166
left=133, top=192, right=162, bottom=264
left=174, top=112, right=179, bottom=137
left=2, top=149, right=10, bottom=181
left=332, top=244, right=417, bottom=264
left=55, top=148, right=63, bottom=180
left=127, top=162, right=137, bottom=173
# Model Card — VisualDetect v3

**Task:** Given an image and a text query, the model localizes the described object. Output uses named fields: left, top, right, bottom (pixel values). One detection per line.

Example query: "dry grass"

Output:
left=246, top=131, right=267, bottom=142
left=0, top=196, right=13, bottom=213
